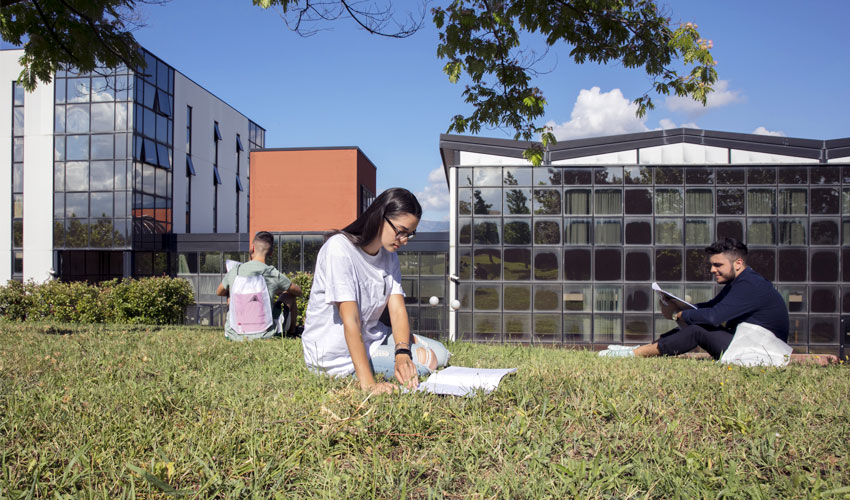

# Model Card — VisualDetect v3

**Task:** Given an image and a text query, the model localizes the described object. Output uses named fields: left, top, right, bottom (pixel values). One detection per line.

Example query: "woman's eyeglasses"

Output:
left=384, top=216, right=416, bottom=241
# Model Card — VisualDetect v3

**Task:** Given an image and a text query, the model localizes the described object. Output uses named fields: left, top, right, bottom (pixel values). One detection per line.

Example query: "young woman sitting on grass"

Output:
left=301, top=188, right=450, bottom=394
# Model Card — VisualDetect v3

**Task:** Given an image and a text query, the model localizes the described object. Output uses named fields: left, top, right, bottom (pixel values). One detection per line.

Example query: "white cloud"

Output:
left=545, top=87, right=650, bottom=140
left=658, top=118, right=700, bottom=130
left=416, top=166, right=449, bottom=218
left=665, top=80, right=743, bottom=115
left=752, top=126, right=786, bottom=137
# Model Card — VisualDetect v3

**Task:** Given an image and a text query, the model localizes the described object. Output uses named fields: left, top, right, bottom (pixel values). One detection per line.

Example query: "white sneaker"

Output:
left=607, top=344, right=638, bottom=351
left=598, top=349, right=635, bottom=358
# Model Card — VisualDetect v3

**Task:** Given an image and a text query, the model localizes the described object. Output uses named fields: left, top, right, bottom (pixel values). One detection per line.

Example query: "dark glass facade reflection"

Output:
left=455, top=162, right=850, bottom=355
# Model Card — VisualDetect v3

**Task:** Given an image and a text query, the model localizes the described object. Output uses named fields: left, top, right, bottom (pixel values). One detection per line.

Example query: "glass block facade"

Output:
left=448, top=140, right=850, bottom=356
left=11, top=82, right=24, bottom=279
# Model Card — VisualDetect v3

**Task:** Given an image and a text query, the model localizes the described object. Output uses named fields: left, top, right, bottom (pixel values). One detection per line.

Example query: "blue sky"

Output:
left=82, top=1, right=850, bottom=220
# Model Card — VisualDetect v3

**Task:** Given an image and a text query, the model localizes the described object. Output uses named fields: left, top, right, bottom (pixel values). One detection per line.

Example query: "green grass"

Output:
left=1, top=322, right=849, bottom=499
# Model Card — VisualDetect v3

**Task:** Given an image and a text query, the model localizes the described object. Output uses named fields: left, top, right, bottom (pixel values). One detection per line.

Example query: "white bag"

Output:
left=228, top=265, right=274, bottom=335
left=720, top=322, right=792, bottom=367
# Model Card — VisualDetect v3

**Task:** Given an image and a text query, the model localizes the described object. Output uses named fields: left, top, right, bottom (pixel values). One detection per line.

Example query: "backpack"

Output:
left=228, top=264, right=275, bottom=335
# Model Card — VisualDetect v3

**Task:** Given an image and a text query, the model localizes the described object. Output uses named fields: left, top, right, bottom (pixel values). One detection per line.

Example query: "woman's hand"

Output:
left=394, top=354, right=419, bottom=389
left=362, top=381, right=398, bottom=395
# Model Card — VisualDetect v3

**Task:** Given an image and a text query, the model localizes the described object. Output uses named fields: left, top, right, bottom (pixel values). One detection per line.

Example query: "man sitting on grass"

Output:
left=601, top=238, right=789, bottom=359
left=217, top=231, right=302, bottom=341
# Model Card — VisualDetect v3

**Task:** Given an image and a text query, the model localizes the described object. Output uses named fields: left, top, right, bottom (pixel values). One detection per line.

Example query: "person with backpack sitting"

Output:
left=216, top=231, right=302, bottom=341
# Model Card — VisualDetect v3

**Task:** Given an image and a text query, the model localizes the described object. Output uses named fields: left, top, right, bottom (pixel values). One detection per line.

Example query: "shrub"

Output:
left=0, top=276, right=194, bottom=325
left=286, top=272, right=313, bottom=327
left=0, top=280, right=31, bottom=321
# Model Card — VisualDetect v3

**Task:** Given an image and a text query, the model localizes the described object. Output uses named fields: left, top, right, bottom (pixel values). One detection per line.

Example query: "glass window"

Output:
left=655, top=188, right=683, bottom=214
left=458, top=248, right=472, bottom=280
left=564, top=249, right=591, bottom=281
left=533, top=188, right=561, bottom=214
left=114, top=191, right=127, bottom=218
left=685, top=218, right=713, bottom=246
left=503, top=285, right=531, bottom=311
left=811, top=219, right=839, bottom=245
left=686, top=249, right=713, bottom=281
left=624, top=249, right=652, bottom=281
left=594, top=285, right=622, bottom=312
left=655, top=218, right=682, bottom=245
left=90, top=192, right=112, bottom=218
left=717, top=188, right=745, bottom=215
left=66, top=135, right=89, bottom=161
left=810, top=250, right=838, bottom=282
left=12, top=220, right=22, bottom=248
left=457, top=168, right=473, bottom=187
left=473, top=219, right=501, bottom=244
left=564, top=189, right=591, bottom=215
left=747, top=167, right=776, bottom=184
left=625, top=219, right=652, bottom=245
left=562, top=168, right=591, bottom=185
left=811, top=188, right=840, bottom=215
left=685, top=167, right=714, bottom=185
left=144, top=108, right=156, bottom=139
left=399, top=251, right=418, bottom=275
left=777, top=249, right=807, bottom=282
left=303, top=235, right=323, bottom=272
left=54, top=105, right=66, bottom=133
left=778, top=286, right=807, bottom=314
left=12, top=194, right=23, bottom=218
left=533, top=167, right=561, bottom=186
left=503, top=220, right=532, bottom=245
left=810, top=166, right=840, bottom=185
left=533, top=284, right=562, bottom=311
left=685, top=188, right=713, bottom=214
left=748, top=188, right=776, bottom=215
left=624, top=166, right=652, bottom=185
left=457, top=188, right=472, bottom=215
left=157, top=143, right=171, bottom=169
left=65, top=219, right=89, bottom=247
left=473, top=313, right=501, bottom=342
left=54, top=162, right=64, bottom=191
left=420, top=279, right=444, bottom=305
left=624, top=315, right=653, bottom=343
left=748, top=249, right=776, bottom=282
left=810, top=317, right=839, bottom=345
left=503, top=167, right=531, bottom=186
left=594, top=249, right=621, bottom=281
left=420, top=253, right=447, bottom=276
left=654, top=167, right=683, bottom=185
left=12, top=163, right=23, bottom=192
left=458, top=218, right=471, bottom=245
left=594, top=189, right=622, bottom=214
left=810, top=286, right=838, bottom=313
left=503, top=314, right=531, bottom=342
left=503, top=248, right=530, bottom=280
left=156, top=114, right=168, bottom=143
left=594, top=219, right=622, bottom=245
left=279, top=235, right=302, bottom=273
left=563, top=314, right=592, bottom=343
left=625, top=284, right=652, bottom=311
left=91, top=102, right=114, bottom=132
left=199, top=251, right=221, bottom=274
left=655, top=249, right=682, bottom=281
left=473, top=249, right=501, bottom=280
left=401, top=278, right=418, bottom=304
left=778, top=167, right=807, bottom=184
left=91, top=134, right=113, bottom=160
left=474, top=285, right=500, bottom=310
left=564, top=285, right=593, bottom=312
left=473, top=167, right=501, bottom=186
left=778, top=188, right=807, bottom=215
left=747, top=219, right=775, bottom=245
left=472, top=188, right=501, bottom=215
left=624, top=188, right=652, bottom=214
left=594, top=166, right=622, bottom=185
left=594, top=315, right=623, bottom=344
left=66, top=104, right=90, bottom=133
left=503, top=188, right=531, bottom=215
left=65, top=161, right=90, bottom=191
left=717, top=218, right=744, bottom=242
left=717, top=167, right=745, bottom=185
left=565, top=218, right=591, bottom=244
left=534, top=219, right=561, bottom=244
left=54, top=136, right=65, bottom=161
left=534, top=249, right=560, bottom=280
left=67, top=78, right=90, bottom=103
left=778, top=218, right=807, bottom=245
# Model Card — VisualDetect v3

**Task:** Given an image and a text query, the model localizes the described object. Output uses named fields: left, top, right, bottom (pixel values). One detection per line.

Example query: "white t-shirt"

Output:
left=301, top=234, right=404, bottom=376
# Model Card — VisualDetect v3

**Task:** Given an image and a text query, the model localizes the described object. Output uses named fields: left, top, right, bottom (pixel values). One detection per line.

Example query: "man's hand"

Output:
left=394, top=354, right=419, bottom=390
left=659, top=298, right=680, bottom=320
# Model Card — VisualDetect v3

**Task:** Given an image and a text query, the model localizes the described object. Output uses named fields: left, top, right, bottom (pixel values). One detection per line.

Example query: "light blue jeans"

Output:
left=369, top=334, right=450, bottom=379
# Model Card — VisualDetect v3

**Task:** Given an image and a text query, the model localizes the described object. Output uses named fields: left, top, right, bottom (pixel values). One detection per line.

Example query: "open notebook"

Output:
left=415, top=366, right=517, bottom=396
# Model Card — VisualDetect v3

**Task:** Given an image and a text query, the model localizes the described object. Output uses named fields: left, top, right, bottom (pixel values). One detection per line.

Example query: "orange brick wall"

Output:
left=249, top=148, right=376, bottom=237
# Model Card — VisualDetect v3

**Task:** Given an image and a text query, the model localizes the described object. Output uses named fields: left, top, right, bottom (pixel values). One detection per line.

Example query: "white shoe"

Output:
left=607, top=344, right=638, bottom=351
left=598, top=349, right=635, bottom=358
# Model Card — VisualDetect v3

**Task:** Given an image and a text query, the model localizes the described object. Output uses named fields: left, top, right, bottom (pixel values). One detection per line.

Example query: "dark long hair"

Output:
left=326, top=188, right=422, bottom=248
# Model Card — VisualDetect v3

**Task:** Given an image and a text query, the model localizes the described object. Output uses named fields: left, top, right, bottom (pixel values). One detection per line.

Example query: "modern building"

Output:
left=1, top=47, right=264, bottom=284
left=440, top=129, right=850, bottom=357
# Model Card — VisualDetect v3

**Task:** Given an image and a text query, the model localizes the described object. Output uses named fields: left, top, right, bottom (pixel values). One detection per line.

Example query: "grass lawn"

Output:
left=1, top=323, right=849, bottom=499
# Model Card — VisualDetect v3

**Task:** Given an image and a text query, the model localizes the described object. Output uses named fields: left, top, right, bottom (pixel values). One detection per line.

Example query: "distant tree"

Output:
left=504, top=171, right=530, bottom=215
left=2, top=0, right=716, bottom=164
left=472, top=189, right=493, bottom=215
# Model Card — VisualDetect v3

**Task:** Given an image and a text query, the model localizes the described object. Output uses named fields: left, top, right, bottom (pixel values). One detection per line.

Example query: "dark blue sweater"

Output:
left=680, top=267, right=789, bottom=342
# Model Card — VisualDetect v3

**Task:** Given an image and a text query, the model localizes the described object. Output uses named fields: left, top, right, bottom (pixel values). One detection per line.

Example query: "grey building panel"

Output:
left=175, top=232, right=250, bottom=252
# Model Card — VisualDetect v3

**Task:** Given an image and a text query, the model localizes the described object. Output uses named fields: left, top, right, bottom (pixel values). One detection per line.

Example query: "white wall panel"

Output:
left=639, top=143, right=728, bottom=164
left=553, top=150, right=637, bottom=165
left=0, top=51, right=18, bottom=281
left=459, top=151, right=532, bottom=166
left=730, top=149, right=812, bottom=164
left=828, top=156, right=850, bottom=164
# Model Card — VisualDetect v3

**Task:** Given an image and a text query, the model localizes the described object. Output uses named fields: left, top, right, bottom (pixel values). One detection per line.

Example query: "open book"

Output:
left=416, top=366, right=517, bottom=396
left=652, top=282, right=697, bottom=310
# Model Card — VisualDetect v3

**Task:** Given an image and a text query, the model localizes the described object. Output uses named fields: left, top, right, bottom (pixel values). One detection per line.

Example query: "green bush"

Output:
left=286, top=271, right=313, bottom=327
left=0, top=276, right=194, bottom=325
left=0, top=280, right=30, bottom=321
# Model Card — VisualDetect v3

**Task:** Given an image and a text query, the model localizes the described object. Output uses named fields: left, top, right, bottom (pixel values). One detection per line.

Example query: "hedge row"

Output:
left=0, top=276, right=194, bottom=325
left=285, top=272, right=313, bottom=327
